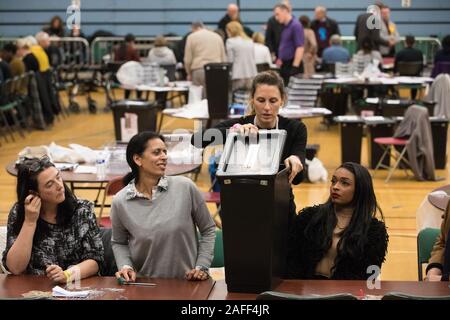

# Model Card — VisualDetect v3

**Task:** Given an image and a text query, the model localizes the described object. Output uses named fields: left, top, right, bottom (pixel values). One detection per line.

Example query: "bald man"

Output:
left=310, top=6, right=340, bottom=57
left=218, top=3, right=253, bottom=40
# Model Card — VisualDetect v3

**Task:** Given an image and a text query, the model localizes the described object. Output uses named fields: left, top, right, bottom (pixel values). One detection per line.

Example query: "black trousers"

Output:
left=280, top=59, right=304, bottom=87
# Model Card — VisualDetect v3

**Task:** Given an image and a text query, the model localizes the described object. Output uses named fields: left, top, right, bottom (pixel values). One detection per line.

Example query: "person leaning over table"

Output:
left=425, top=200, right=450, bottom=282
left=2, top=157, right=104, bottom=283
left=111, top=132, right=216, bottom=282
left=286, top=162, right=389, bottom=280
left=191, top=71, right=307, bottom=225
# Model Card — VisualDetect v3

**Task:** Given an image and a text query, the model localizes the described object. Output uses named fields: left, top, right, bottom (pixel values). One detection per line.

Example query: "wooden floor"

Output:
left=0, top=90, right=448, bottom=281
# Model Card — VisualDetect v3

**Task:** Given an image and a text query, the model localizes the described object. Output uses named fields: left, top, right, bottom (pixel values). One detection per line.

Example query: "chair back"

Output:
left=397, top=61, right=423, bottom=76
left=417, top=228, right=440, bottom=280
left=256, top=63, right=270, bottom=73
left=99, top=227, right=118, bottom=276
left=211, top=229, right=224, bottom=268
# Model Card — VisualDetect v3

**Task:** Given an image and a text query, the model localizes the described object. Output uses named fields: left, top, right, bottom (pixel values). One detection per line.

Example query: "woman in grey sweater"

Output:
left=111, top=132, right=215, bottom=282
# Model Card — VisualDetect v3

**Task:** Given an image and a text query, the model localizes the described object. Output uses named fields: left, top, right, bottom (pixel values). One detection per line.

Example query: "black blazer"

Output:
left=286, top=205, right=389, bottom=280
left=191, top=115, right=307, bottom=185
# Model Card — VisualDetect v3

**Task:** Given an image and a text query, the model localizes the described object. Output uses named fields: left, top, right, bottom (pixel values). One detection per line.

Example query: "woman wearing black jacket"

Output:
left=191, top=71, right=307, bottom=224
left=287, top=162, right=388, bottom=280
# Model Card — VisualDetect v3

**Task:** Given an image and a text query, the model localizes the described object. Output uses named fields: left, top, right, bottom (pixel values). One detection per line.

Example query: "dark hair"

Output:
left=299, top=15, right=311, bottom=28
left=2, top=42, right=17, bottom=55
left=405, top=35, right=415, bottom=47
left=361, top=36, right=374, bottom=53
left=442, top=35, right=450, bottom=52
left=303, top=162, right=384, bottom=274
left=13, top=158, right=77, bottom=242
left=125, top=33, right=136, bottom=43
left=123, top=131, right=166, bottom=185
left=247, top=71, right=287, bottom=115
left=50, top=16, right=63, bottom=28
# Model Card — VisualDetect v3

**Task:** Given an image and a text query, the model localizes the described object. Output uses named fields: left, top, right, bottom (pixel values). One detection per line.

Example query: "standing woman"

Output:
left=287, top=162, right=389, bottom=280
left=192, top=71, right=307, bottom=225
left=111, top=132, right=216, bottom=282
left=299, top=15, right=318, bottom=78
left=225, top=21, right=258, bottom=92
left=2, top=157, right=104, bottom=283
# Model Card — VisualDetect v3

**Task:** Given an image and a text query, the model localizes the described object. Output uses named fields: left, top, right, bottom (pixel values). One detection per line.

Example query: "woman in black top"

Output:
left=2, top=157, right=104, bottom=283
left=286, top=162, right=388, bottom=280
left=192, top=71, right=307, bottom=223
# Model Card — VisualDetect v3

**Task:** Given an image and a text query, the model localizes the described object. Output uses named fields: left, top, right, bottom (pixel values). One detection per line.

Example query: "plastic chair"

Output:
left=397, top=61, right=423, bottom=76
left=211, top=229, right=224, bottom=268
left=256, top=291, right=358, bottom=300
left=373, top=137, right=411, bottom=183
left=382, top=292, right=450, bottom=300
left=417, top=228, right=440, bottom=280
left=98, top=176, right=126, bottom=228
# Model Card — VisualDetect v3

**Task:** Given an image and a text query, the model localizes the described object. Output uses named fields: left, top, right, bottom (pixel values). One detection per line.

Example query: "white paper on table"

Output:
left=168, top=99, right=209, bottom=119
left=74, top=165, right=97, bottom=174
left=365, top=97, right=380, bottom=104
left=363, top=116, right=386, bottom=121
left=52, top=286, right=91, bottom=298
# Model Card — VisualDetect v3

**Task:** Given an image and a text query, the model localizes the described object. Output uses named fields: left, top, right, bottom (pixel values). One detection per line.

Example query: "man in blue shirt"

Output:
left=274, top=3, right=304, bottom=86
left=322, top=35, right=350, bottom=64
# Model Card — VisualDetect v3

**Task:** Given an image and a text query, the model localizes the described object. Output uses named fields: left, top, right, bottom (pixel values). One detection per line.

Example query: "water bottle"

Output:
left=96, top=151, right=107, bottom=179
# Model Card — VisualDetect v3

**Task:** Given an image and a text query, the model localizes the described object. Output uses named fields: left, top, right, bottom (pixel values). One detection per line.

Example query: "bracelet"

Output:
left=63, top=270, right=72, bottom=282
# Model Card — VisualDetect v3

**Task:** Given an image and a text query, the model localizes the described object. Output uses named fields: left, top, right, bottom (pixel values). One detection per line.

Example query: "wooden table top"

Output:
left=6, top=161, right=201, bottom=183
left=0, top=275, right=215, bottom=300
left=208, top=279, right=450, bottom=300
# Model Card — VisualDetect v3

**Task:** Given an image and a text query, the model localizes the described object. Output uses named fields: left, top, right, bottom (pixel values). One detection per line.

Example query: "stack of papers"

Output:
left=52, top=286, right=91, bottom=298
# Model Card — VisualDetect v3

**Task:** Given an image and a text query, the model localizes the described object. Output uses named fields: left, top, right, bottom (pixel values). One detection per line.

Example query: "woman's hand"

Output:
left=24, top=194, right=41, bottom=224
left=231, top=123, right=259, bottom=136
left=284, top=155, right=303, bottom=184
left=185, top=268, right=209, bottom=281
left=115, top=266, right=136, bottom=282
left=425, top=268, right=442, bottom=281
left=46, top=264, right=66, bottom=284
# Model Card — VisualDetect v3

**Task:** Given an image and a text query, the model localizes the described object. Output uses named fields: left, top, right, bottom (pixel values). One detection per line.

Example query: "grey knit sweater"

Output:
left=110, top=176, right=216, bottom=279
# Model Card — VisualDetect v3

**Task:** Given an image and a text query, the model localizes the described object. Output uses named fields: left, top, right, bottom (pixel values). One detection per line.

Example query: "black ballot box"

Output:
left=111, top=100, right=159, bottom=142
left=430, top=117, right=448, bottom=169
left=216, top=130, right=290, bottom=293
left=364, top=116, right=396, bottom=169
left=334, top=116, right=364, bottom=164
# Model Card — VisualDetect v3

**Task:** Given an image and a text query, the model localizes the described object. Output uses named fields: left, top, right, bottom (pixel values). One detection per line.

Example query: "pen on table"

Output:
left=117, top=277, right=157, bottom=287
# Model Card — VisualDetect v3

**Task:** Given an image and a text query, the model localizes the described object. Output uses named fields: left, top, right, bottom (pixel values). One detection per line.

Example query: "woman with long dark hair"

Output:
left=111, top=132, right=215, bottom=282
left=2, top=157, right=104, bottom=283
left=287, top=162, right=388, bottom=279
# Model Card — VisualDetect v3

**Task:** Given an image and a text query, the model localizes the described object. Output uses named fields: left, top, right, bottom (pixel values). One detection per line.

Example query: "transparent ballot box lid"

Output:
left=216, top=130, right=287, bottom=176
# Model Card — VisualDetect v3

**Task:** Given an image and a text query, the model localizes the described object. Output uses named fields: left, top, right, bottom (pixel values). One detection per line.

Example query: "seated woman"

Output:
left=111, top=132, right=216, bottom=282
left=2, top=157, right=104, bottom=283
left=287, top=162, right=389, bottom=280
left=425, top=200, right=450, bottom=281
left=192, top=71, right=306, bottom=224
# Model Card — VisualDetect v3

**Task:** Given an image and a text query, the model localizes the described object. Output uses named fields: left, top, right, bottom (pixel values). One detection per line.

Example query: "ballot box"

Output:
left=216, top=130, right=290, bottom=293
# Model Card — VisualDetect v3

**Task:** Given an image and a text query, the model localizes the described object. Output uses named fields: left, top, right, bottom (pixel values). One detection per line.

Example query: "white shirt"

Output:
left=254, top=43, right=275, bottom=67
